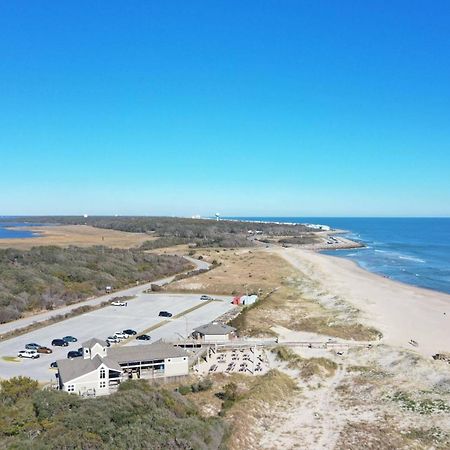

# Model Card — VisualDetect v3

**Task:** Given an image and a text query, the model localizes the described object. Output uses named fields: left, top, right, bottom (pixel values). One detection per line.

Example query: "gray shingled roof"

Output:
left=193, top=322, right=236, bottom=335
left=81, top=337, right=108, bottom=349
left=57, top=355, right=121, bottom=384
left=108, top=341, right=188, bottom=364
left=57, top=341, right=187, bottom=384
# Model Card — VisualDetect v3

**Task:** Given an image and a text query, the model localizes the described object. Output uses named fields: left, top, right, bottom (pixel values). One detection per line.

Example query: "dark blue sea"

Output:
left=229, top=217, right=450, bottom=295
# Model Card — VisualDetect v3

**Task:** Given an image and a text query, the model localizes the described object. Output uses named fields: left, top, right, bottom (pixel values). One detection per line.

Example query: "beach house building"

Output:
left=56, top=339, right=189, bottom=397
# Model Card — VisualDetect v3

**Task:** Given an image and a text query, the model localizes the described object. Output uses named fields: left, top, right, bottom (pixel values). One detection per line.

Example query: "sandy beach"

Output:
left=275, top=247, right=450, bottom=358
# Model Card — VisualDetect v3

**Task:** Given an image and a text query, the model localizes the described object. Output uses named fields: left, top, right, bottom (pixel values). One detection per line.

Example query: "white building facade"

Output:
left=57, top=338, right=189, bottom=397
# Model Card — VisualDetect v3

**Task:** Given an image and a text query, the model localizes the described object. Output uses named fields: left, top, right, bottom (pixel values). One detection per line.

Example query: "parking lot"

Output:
left=196, top=347, right=270, bottom=376
left=0, top=293, right=234, bottom=382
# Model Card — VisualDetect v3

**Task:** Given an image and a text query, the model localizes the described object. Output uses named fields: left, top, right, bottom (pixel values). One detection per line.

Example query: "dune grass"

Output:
left=272, top=345, right=338, bottom=380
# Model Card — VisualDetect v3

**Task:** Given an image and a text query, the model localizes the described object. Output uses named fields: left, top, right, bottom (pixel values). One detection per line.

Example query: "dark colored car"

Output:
left=136, top=334, right=151, bottom=341
left=50, top=361, right=58, bottom=369
left=158, top=311, right=173, bottom=318
left=123, top=329, right=137, bottom=336
left=63, top=336, right=77, bottom=343
left=37, top=346, right=53, bottom=354
left=52, top=339, right=69, bottom=347
left=25, top=343, right=42, bottom=350
left=67, top=350, right=83, bottom=359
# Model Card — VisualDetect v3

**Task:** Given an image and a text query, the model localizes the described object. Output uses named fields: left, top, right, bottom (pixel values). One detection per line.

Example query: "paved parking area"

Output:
left=196, top=347, right=270, bottom=376
left=0, top=293, right=234, bottom=382
left=0, top=256, right=210, bottom=336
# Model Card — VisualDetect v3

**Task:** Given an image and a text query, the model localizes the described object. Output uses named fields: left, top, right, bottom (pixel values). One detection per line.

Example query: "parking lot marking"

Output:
left=121, top=299, right=217, bottom=345
left=172, top=299, right=215, bottom=319
left=2, top=356, right=21, bottom=363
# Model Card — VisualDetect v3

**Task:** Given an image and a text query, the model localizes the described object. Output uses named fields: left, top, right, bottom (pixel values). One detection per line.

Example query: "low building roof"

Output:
left=57, top=355, right=121, bottom=385
left=57, top=341, right=187, bottom=384
left=81, top=337, right=108, bottom=349
left=193, top=322, right=236, bottom=336
left=108, top=341, right=188, bottom=364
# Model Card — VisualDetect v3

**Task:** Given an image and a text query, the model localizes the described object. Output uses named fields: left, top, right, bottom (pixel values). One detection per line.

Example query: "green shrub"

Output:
left=178, top=385, right=192, bottom=395
left=0, top=379, right=227, bottom=449
left=0, top=247, right=191, bottom=324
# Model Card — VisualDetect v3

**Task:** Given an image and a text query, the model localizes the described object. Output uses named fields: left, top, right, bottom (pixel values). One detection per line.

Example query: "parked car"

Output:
left=50, top=361, right=58, bottom=369
left=63, top=336, right=77, bottom=343
left=111, top=300, right=126, bottom=306
left=18, top=350, right=39, bottom=359
left=67, top=350, right=83, bottom=359
left=37, top=346, right=53, bottom=354
left=114, top=332, right=128, bottom=340
left=52, top=339, right=69, bottom=347
left=200, top=295, right=212, bottom=301
left=136, top=334, right=151, bottom=341
left=123, top=329, right=137, bottom=336
left=25, top=343, right=42, bottom=350
left=158, top=311, right=173, bottom=318
left=107, top=336, right=121, bottom=344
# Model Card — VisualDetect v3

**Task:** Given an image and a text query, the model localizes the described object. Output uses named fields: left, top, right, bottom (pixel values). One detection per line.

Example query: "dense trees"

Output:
left=0, top=378, right=226, bottom=449
left=4, top=216, right=313, bottom=248
left=0, top=246, right=191, bottom=323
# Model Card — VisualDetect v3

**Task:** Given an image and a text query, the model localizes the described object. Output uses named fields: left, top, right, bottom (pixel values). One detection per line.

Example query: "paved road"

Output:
left=0, top=256, right=209, bottom=336
left=0, top=292, right=234, bottom=381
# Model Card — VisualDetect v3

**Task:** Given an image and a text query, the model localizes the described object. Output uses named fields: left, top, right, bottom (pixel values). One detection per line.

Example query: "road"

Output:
left=0, top=256, right=209, bottom=336
left=0, top=292, right=235, bottom=382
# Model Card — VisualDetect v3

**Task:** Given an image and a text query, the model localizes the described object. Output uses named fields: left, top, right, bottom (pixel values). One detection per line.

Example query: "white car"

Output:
left=111, top=301, right=126, bottom=307
left=18, top=350, right=40, bottom=359
left=114, top=332, right=128, bottom=340
left=106, top=336, right=121, bottom=344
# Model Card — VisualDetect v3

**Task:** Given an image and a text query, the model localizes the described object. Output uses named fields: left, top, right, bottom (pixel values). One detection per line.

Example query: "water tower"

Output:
left=215, top=212, right=220, bottom=221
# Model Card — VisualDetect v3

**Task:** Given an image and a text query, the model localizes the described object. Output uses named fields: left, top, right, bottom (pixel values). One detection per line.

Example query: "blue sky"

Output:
left=1, top=1, right=449, bottom=217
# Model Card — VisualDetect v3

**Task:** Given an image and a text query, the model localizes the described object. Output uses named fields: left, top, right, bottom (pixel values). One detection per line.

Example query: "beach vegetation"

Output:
left=0, top=377, right=226, bottom=449
left=271, top=346, right=338, bottom=379
left=404, top=427, right=450, bottom=448
left=0, top=246, right=191, bottom=324
left=178, top=378, right=214, bottom=396
left=388, top=390, right=450, bottom=414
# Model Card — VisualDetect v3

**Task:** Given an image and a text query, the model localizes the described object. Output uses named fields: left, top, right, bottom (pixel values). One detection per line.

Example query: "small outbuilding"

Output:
left=232, top=295, right=242, bottom=305
left=192, top=322, right=236, bottom=342
left=241, top=294, right=258, bottom=306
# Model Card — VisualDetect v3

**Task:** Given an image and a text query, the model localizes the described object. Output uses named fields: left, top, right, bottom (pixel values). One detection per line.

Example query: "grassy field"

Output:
left=0, top=225, right=152, bottom=249
left=166, top=247, right=380, bottom=341
left=166, top=248, right=294, bottom=297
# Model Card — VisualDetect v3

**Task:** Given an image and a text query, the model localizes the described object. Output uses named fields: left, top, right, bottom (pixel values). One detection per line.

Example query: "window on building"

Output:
left=67, top=385, right=75, bottom=392
left=100, top=381, right=106, bottom=388
left=100, top=368, right=106, bottom=379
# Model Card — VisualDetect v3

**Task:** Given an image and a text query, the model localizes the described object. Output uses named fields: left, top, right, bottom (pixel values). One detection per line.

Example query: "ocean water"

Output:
left=230, top=217, right=450, bottom=295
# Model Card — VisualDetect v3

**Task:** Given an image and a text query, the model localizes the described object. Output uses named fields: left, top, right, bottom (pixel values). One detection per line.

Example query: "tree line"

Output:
left=0, top=246, right=191, bottom=324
